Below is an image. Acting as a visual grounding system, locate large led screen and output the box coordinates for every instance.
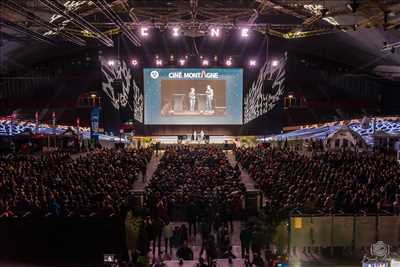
[144,68,243,125]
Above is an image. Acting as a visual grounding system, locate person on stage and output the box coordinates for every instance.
[189,88,196,112]
[205,85,214,112]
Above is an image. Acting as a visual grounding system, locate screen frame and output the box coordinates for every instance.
[143,67,243,125]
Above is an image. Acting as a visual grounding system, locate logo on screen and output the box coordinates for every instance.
[150,71,159,79]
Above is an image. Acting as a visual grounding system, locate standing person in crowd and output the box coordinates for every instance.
[152,217,164,256]
[186,201,198,237]
[204,235,217,266]
[252,252,265,267]
[162,219,173,256]
[179,224,189,246]
[125,207,142,264]
[240,224,252,258]
[199,218,211,249]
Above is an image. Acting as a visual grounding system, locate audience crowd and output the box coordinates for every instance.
[146,145,246,222]
[124,146,248,265]
[0,148,152,217]
[235,146,400,215]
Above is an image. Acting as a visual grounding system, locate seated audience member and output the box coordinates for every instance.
[146,145,245,225]
[0,148,153,218]
[234,147,400,215]
[176,240,194,260]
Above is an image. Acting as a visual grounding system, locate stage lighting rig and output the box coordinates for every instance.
[382,41,400,53]
[91,0,141,47]
[0,0,86,46]
[39,0,113,47]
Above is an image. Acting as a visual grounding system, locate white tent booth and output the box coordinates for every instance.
[373,131,400,152]
[325,126,368,151]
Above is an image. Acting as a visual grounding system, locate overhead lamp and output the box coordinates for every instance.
[210,27,220,37]
[172,27,180,37]
[241,28,249,38]
[140,27,149,37]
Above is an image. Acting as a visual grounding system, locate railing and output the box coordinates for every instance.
[284,214,400,263]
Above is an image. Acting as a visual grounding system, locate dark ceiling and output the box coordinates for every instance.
[1,0,400,78]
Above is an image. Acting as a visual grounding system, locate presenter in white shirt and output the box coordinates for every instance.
[205,85,214,112]
[189,88,196,112]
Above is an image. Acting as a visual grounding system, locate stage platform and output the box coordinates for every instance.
[152,135,238,145]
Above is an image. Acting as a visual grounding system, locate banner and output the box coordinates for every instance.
[10,112,16,135]
[76,117,80,141]
[35,112,39,133]
[90,107,100,141]
[52,112,56,135]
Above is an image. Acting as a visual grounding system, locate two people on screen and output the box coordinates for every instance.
[188,85,214,112]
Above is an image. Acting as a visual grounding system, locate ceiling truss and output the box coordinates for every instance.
[2,0,400,47]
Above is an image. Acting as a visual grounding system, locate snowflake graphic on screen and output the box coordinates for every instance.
[244,53,287,123]
[100,59,132,111]
[132,78,144,123]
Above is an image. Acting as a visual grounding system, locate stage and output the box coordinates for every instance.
[151,135,238,145]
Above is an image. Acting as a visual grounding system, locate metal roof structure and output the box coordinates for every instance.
[1,0,400,76]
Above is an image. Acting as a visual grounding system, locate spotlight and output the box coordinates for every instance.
[156,59,163,66]
[179,59,186,66]
[107,60,115,66]
[131,59,138,66]
[249,59,257,67]
[272,60,279,67]
[172,27,180,37]
[140,27,149,37]
[170,54,175,61]
[225,58,232,66]
[210,27,220,37]
[213,55,218,62]
[241,28,249,38]
[202,59,209,66]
